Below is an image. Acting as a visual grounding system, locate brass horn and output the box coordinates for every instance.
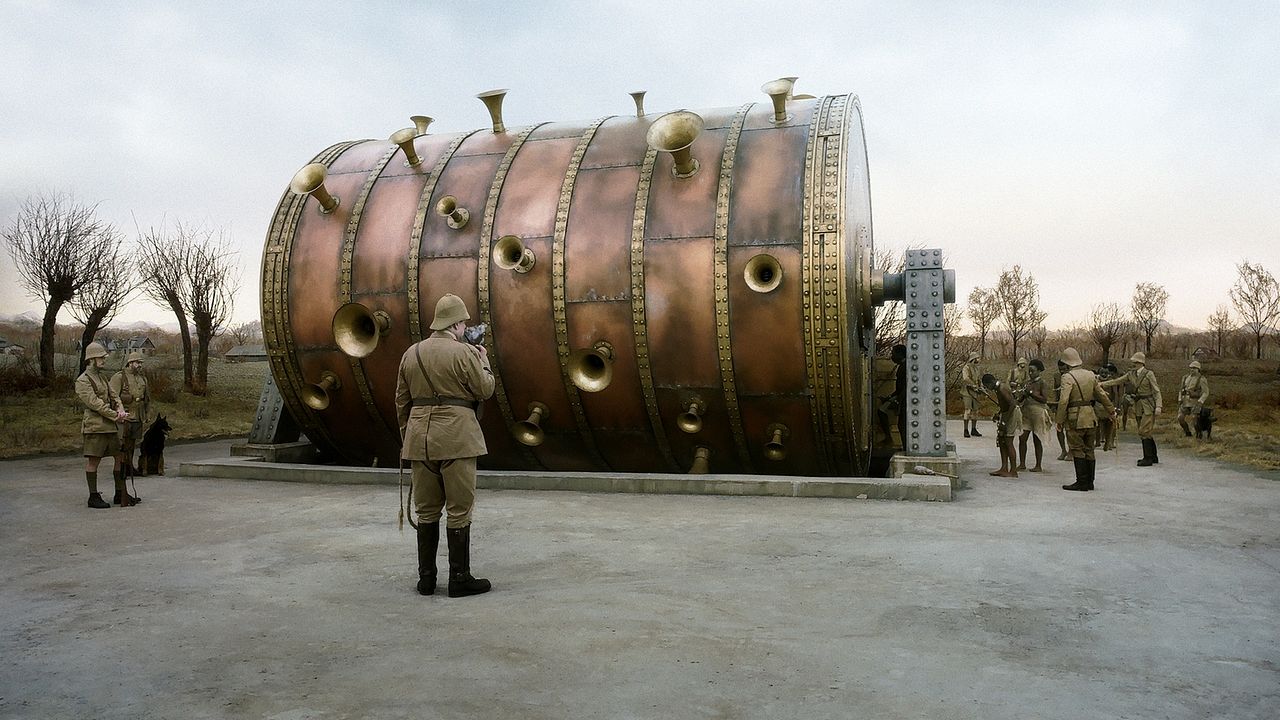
[688,446,711,474]
[629,90,646,118]
[646,110,704,179]
[567,340,614,393]
[389,127,423,168]
[513,402,549,447]
[764,423,790,461]
[494,234,536,273]
[792,94,816,100]
[409,115,433,134]
[744,253,783,293]
[677,398,704,434]
[780,76,798,99]
[761,79,792,124]
[289,163,339,214]
[436,195,469,230]
[332,302,391,358]
[301,371,341,411]
[476,88,507,133]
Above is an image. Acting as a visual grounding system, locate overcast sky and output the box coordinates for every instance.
[2,0,1277,332]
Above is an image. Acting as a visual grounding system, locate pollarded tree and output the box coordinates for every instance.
[1131,282,1169,356]
[138,221,196,391]
[1206,305,1234,357]
[2,193,114,381]
[1088,302,1129,366]
[1229,260,1280,359]
[967,286,1000,359]
[181,230,238,395]
[69,228,135,371]
[993,265,1046,362]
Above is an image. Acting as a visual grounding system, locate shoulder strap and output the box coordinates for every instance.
[413,343,440,399]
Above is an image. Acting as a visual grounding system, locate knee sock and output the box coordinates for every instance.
[86,471,98,494]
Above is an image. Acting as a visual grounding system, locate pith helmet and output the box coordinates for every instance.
[967,351,980,361]
[84,342,108,360]
[430,293,470,330]
[1129,351,1147,365]
[1017,357,1028,366]
[1188,360,1201,369]
[126,351,145,364]
[1059,347,1083,368]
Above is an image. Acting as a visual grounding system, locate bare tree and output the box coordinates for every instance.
[1229,260,1280,359]
[138,221,196,391]
[1088,302,1129,366]
[967,286,1000,359]
[227,320,260,347]
[993,265,1046,362]
[1206,305,1235,357]
[2,193,114,381]
[1027,324,1048,360]
[182,231,239,394]
[871,243,924,353]
[1131,282,1169,356]
[69,228,136,370]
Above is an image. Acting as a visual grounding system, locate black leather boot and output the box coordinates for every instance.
[1137,438,1155,466]
[1085,459,1096,491]
[1063,458,1090,491]
[446,525,491,598]
[416,521,439,595]
[971,421,982,438]
[87,492,110,509]
[1151,439,1159,464]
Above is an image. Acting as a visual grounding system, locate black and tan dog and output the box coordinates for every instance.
[138,415,171,476]
[1195,406,1216,441]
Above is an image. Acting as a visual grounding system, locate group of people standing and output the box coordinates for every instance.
[958,349,1210,492]
[75,343,148,508]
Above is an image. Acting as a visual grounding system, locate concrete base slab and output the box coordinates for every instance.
[180,456,952,501]
[229,440,319,464]
[889,450,963,490]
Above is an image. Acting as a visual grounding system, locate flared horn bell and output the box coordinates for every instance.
[688,446,711,474]
[677,398,704,434]
[761,79,792,124]
[779,76,799,99]
[301,371,342,411]
[744,253,783,293]
[629,90,646,118]
[763,423,790,461]
[494,235,536,273]
[567,341,614,393]
[436,195,469,230]
[410,115,433,134]
[476,89,508,133]
[289,163,340,214]
[389,128,424,168]
[332,302,391,358]
[646,110,704,179]
[513,402,549,447]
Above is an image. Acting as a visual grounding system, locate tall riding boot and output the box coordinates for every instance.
[446,525,491,598]
[1137,438,1155,467]
[416,522,440,595]
[1179,419,1192,437]
[86,471,109,509]
[970,420,982,438]
[112,468,138,507]
[1063,459,1090,491]
[1086,459,1097,491]
[1150,439,1159,464]
[964,420,971,438]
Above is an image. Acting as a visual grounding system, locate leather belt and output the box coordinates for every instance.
[1067,400,1090,408]
[412,396,474,409]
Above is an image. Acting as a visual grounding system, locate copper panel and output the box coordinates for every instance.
[694,106,741,131]
[526,432,603,472]
[644,128,726,240]
[581,117,648,169]
[326,140,386,175]
[643,239,719,387]
[495,137,580,239]
[742,98,817,132]
[417,257,478,336]
[452,130,516,157]
[289,172,366,347]
[380,133,457,180]
[352,175,422,293]
[728,126,807,246]
[421,154,497,258]
[727,245,806,394]
[593,431,669,473]
[528,121,592,140]
[740,398,822,476]
[656,386,736,472]
[296,352,391,462]
[567,301,646,430]
[566,166,640,302]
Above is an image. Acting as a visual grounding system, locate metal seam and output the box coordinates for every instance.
[408,131,478,343]
[800,100,832,474]
[553,117,612,470]
[714,103,754,470]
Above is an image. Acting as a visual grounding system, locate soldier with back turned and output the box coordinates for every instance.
[1055,347,1115,492]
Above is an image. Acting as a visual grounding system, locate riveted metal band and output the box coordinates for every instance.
[262,140,360,457]
[408,131,478,343]
[341,144,400,436]
[553,117,612,470]
[800,100,831,474]
[802,95,852,471]
[714,103,754,470]
[478,124,546,468]
[630,145,679,472]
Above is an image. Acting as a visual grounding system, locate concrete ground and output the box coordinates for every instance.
[1,421,1277,720]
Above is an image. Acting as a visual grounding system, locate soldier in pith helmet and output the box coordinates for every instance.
[108,351,149,506]
[1102,351,1162,466]
[75,342,129,508]
[1176,361,1209,439]
[1055,347,1116,492]
[961,351,984,438]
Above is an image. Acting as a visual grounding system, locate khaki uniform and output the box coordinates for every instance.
[961,362,981,415]
[1007,365,1029,391]
[109,367,149,467]
[395,331,495,528]
[1103,367,1161,439]
[76,365,121,458]
[1177,372,1208,413]
[1056,367,1116,461]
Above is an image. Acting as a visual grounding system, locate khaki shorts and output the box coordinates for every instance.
[83,432,119,458]
[1020,403,1049,437]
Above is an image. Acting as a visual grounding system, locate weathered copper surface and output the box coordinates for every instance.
[262,94,876,475]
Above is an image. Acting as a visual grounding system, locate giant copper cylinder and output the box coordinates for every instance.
[261,93,876,475]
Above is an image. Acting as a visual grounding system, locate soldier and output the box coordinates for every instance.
[108,351,148,506]
[1050,359,1070,461]
[1006,357,1029,392]
[1055,347,1116,492]
[1016,359,1050,472]
[981,373,1021,477]
[395,293,496,598]
[1176,361,1209,439]
[1098,362,1123,451]
[1102,351,1163,466]
[961,351,983,438]
[75,342,129,509]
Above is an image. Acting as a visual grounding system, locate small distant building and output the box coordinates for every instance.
[1192,346,1219,360]
[225,344,267,363]
[0,337,25,356]
[127,337,156,354]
